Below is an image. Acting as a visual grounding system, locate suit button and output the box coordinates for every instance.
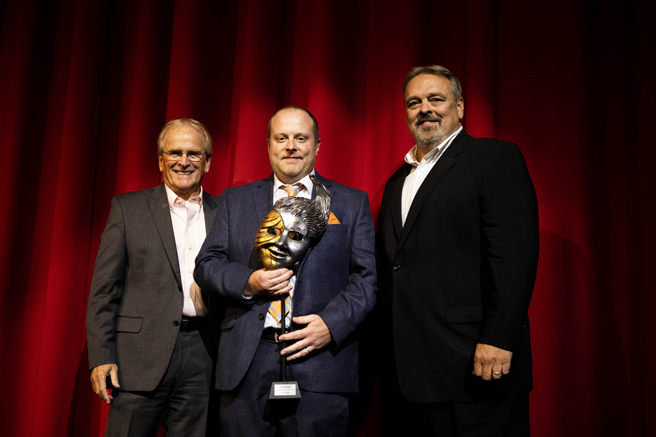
[393,265,401,271]
[178,285,182,291]
[258,314,264,321]
[173,320,179,327]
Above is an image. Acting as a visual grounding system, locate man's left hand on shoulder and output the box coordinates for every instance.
[279,315,333,361]
[472,343,513,381]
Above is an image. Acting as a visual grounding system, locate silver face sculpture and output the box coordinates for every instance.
[255,175,331,270]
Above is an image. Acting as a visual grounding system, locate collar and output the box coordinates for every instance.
[164,184,203,209]
[405,126,463,167]
[273,170,315,197]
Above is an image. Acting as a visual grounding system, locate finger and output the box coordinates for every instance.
[472,360,483,377]
[491,365,503,380]
[278,328,307,343]
[285,345,313,361]
[291,315,315,325]
[481,362,493,381]
[503,358,512,374]
[110,367,120,388]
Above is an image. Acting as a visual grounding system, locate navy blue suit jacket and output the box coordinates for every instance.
[195,173,377,393]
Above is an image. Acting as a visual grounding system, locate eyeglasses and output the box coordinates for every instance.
[163,151,206,162]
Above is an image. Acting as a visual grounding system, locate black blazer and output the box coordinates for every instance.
[86,183,219,391]
[376,130,539,403]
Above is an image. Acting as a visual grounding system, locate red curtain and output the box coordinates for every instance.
[0,0,654,435]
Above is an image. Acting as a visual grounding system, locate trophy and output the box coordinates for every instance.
[254,175,330,400]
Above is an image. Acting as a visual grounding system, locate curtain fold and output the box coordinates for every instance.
[0,0,653,435]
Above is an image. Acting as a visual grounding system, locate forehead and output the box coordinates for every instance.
[163,125,204,148]
[270,109,314,135]
[279,210,308,230]
[404,74,454,101]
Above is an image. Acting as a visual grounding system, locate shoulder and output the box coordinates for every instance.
[220,179,268,197]
[112,185,160,204]
[463,135,524,158]
[321,177,369,203]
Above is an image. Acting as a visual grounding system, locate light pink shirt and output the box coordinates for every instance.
[165,185,209,317]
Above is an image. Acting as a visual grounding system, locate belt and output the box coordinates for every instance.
[261,328,282,342]
[180,316,208,332]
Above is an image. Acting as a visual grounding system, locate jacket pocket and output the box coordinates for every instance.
[445,304,482,324]
[116,316,143,333]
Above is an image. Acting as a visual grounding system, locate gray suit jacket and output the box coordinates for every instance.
[86,183,219,391]
[195,173,377,393]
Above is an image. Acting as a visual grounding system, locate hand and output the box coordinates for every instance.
[472,343,513,381]
[244,268,293,297]
[279,315,332,361]
[90,363,120,404]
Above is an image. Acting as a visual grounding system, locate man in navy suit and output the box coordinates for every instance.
[377,66,539,435]
[195,106,377,436]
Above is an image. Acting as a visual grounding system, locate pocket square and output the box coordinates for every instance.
[328,212,340,224]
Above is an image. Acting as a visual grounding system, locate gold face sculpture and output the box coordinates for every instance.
[255,209,311,270]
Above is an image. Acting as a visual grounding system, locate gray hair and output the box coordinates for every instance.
[157,118,213,158]
[273,175,331,241]
[402,65,463,101]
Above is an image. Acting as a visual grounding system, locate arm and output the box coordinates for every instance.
[474,143,539,378]
[194,193,291,301]
[86,196,126,400]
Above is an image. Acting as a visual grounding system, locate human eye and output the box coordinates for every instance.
[187,151,203,160]
[167,151,182,159]
[407,100,419,108]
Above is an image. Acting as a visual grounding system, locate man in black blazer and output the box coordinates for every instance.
[377,66,539,435]
[86,119,219,436]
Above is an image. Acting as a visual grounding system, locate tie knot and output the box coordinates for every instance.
[283,183,304,197]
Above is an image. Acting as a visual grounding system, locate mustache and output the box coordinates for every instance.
[415,113,442,127]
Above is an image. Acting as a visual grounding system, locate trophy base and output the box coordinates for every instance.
[269,381,302,399]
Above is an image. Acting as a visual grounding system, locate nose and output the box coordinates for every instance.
[177,152,191,166]
[419,99,432,114]
[275,231,290,249]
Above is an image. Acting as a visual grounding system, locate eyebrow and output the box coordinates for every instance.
[289,226,307,235]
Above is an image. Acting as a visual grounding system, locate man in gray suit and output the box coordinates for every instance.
[86,118,220,436]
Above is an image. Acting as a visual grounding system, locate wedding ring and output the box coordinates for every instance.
[492,371,502,376]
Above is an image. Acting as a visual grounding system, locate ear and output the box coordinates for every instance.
[158,154,165,172]
[457,97,465,121]
[204,157,211,173]
[315,139,321,154]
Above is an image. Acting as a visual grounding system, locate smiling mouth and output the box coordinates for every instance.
[266,246,288,258]
[174,171,193,175]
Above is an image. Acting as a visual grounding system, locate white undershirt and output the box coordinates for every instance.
[401,127,463,225]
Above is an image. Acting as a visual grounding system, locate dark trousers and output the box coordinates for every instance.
[384,391,530,437]
[220,338,349,437]
[105,329,213,437]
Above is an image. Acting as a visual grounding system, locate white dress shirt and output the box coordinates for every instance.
[165,185,209,317]
[401,127,463,225]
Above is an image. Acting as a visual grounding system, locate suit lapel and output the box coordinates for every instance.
[396,131,468,256]
[390,165,410,240]
[148,184,182,286]
[253,176,275,225]
[297,173,333,275]
[203,191,218,231]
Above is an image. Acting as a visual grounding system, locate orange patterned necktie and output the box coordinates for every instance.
[267,183,304,326]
